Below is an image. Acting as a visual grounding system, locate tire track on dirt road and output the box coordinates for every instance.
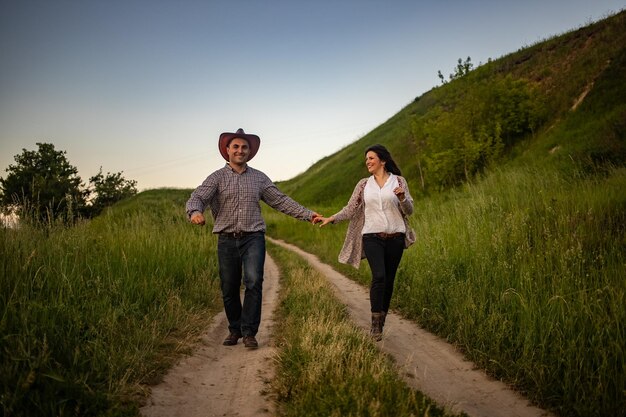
[268,237,555,417]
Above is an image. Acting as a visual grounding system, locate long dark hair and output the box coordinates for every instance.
[365,144,402,176]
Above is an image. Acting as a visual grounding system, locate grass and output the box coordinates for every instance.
[0,189,222,416]
[268,242,455,417]
[399,165,625,417]
[264,164,626,417]
[2,165,623,416]
[2,11,625,417]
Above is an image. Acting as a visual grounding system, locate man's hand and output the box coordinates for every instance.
[311,213,323,224]
[190,212,206,226]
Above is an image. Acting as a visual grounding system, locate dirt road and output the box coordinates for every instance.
[141,238,555,417]
[140,255,280,417]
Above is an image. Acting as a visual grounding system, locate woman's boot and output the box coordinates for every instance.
[371,312,384,341]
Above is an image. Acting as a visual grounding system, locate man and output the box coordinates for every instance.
[186,128,319,348]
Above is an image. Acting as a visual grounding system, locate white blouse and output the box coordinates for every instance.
[362,174,406,235]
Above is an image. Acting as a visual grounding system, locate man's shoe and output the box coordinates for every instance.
[223,332,242,346]
[243,336,258,348]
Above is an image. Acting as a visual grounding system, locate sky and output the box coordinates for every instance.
[1,0,624,191]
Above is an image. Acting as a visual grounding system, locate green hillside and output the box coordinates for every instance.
[279,10,626,204]
[265,10,626,417]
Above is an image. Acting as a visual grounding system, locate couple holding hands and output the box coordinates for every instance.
[186,128,414,349]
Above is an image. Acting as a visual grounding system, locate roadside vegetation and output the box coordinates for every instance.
[266,163,625,417]
[2,10,624,417]
[268,10,626,417]
[268,242,455,417]
[0,190,221,416]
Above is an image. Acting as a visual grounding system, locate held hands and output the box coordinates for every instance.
[190,212,206,226]
[312,213,333,227]
[316,215,335,228]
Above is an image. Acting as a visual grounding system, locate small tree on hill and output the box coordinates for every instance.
[88,168,137,216]
[438,56,474,84]
[0,142,88,223]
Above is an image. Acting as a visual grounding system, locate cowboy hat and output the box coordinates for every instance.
[218,128,261,162]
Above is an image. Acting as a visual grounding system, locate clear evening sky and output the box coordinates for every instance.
[1,0,624,190]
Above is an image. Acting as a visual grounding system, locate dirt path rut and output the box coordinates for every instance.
[268,237,554,417]
[140,255,280,417]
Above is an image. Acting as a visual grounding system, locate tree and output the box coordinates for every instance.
[438,56,474,84]
[423,75,542,187]
[1,143,140,224]
[88,168,137,216]
[0,142,87,223]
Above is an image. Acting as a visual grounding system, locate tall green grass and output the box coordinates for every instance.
[1,189,221,416]
[400,166,625,417]
[265,165,626,417]
[268,242,455,417]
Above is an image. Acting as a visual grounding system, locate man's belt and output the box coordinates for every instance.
[219,231,262,239]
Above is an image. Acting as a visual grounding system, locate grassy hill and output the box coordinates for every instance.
[264,10,626,417]
[279,10,626,205]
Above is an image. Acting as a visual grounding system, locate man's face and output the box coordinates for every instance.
[227,138,250,165]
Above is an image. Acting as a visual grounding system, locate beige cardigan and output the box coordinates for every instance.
[333,176,414,268]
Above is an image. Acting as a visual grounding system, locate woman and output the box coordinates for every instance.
[318,144,414,340]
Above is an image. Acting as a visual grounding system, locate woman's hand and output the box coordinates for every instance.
[393,186,406,202]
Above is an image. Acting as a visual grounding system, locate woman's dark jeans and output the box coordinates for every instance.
[363,234,405,313]
[217,232,266,337]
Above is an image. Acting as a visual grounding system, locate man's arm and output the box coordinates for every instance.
[186,172,219,225]
[261,181,317,222]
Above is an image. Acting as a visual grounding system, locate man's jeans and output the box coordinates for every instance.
[217,232,266,337]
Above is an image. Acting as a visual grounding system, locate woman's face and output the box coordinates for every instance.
[365,151,385,174]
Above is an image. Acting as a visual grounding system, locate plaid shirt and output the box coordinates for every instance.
[186,164,314,233]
